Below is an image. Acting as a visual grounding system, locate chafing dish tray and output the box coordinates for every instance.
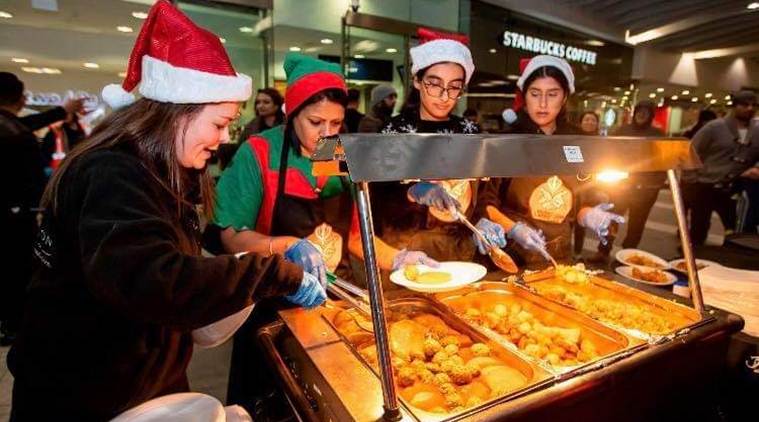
[520,268,703,340]
[434,282,644,375]
[323,296,552,421]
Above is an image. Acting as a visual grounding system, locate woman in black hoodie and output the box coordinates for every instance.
[479,55,624,268]
[8,2,325,420]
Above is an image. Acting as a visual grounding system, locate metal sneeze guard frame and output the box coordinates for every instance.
[312,133,705,420]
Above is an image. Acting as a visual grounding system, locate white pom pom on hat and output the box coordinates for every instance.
[101,0,251,110]
[101,84,136,110]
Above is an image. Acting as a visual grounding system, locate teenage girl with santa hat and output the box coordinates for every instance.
[7,2,324,420]
[348,28,511,283]
[482,55,625,267]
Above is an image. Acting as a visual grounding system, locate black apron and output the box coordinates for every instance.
[226,138,351,418]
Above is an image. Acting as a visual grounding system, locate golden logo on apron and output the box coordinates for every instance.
[529,176,572,224]
[307,223,342,272]
[429,180,472,223]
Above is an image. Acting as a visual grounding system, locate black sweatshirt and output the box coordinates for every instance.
[8,148,303,421]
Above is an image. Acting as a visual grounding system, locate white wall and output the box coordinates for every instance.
[632,46,759,91]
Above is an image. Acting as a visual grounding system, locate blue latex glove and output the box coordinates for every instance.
[579,203,626,245]
[284,239,327,288]
[286,271,326,309]
[507,222,547,253]
[407,182,460,216]
[472,218,507,255]
[392,249,440,271]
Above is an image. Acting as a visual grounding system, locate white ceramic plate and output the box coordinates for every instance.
[615,265,677,286]
[615,249,670,270]
[390,261,487,293]
[667,259,721,274]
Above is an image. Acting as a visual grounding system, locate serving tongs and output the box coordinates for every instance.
[325,272,374,333]
[454,210,518,274]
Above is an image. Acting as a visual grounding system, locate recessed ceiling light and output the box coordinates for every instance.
[131,11,148,19]
[506,74,520,81]
[117,26,134,33]
[587,40,605,47]
[219,37,226,43]
[385,48,398,53]
[725,95,731,100]
[83,62,99,69]
[624,90,630,95]
[656,87,664,92]
[0,11,13,19]
[489,48,497,53]
[12,58,29,63]
[611,99,617,103]
[118,71,127,78]
[705,92,713,98]
[238,26,254,33]
[41,68,61,74]
[289,46,301,52]
[727,101,733,105]
[710,99,717,104]
[22,67,43,74]
[613,87,621,92]
[320,38,334,45]
[354,54,365,59]
[648,93,656,98]
[622,96,628,100]
[748,2,759,10]
[671,95,679,100]
[681,90,690,95]
[692,97,699,102]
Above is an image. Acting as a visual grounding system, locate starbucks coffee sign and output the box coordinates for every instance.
[502,30,598,65]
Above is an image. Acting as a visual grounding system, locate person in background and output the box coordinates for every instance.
[683,90,759,245]
[480,56,623,267]
[463,107,480,125]
[344,88,364,133]
[0,72,84,346]
[587,100,666,263]
[238,88,285,142]
[579,111,600,135]
[358,83,397,133]
[41,111,87,172]
[683,109,717,139]
[8,2,324,420]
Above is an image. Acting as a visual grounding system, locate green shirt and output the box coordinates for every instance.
[213,126,346,232]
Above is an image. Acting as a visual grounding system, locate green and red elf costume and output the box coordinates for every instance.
[212,53,352,414]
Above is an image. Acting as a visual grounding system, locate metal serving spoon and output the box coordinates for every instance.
[455,210,518,274]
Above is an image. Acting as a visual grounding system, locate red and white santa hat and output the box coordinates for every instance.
[516,55,575,94]
[102,0,252,109]
[410,27,475,84]
[503,55,575,124]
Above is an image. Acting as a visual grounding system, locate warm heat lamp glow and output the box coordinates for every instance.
[596,170,629,183]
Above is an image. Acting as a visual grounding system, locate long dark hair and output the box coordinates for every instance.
[284,88,348,150]
[42,99,213,222]
[400,68,428,118]
[257,87,285,125]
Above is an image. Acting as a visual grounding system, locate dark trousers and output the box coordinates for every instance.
[1,211,35,336]
[597,187,661,254]
[741,179,759,233]
[682,182,736,246]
